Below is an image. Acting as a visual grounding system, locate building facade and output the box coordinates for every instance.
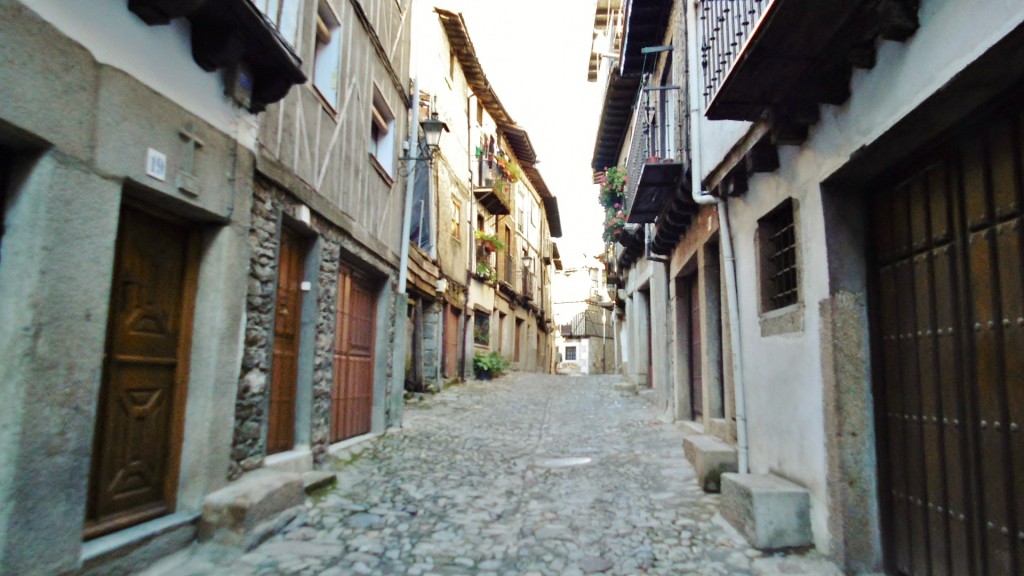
[595,0,1024,574]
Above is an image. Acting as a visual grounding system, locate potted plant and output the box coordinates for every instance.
[475,261,498,283]
[474,230,506,254]
[473,351,509,380]
[602,207,626,243]
[598,166,626,211]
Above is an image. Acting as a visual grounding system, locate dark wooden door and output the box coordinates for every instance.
[443,304,460,378]
[268,226,304,454]
[689,276,703,420]
[332,265,376,442]
[86,204,196,539]
[871,100,1024,575]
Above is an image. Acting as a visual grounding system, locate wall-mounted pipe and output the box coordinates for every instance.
[686,0,748,474]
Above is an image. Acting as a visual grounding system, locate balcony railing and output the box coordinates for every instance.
[522,268,534,301]
[699,0,771,109]
[622,79,685,224]
[698,0,919,123]
[473,155,512,215]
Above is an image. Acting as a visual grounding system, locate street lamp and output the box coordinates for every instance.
[522,253,534,270]
[398,112,449,175]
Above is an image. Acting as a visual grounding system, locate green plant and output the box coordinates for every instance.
[602,207,627,243]
[475,261,498,283]
[474,230,506,252]
[598,166,626,210]
[473,351,509,377]
[473,324,490,345]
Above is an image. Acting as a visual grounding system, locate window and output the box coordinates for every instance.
[254,0,302,48]
[370,89,395,176]
[451,199,461,238]
[313,2,342,109]
[565,346,577,361]
[517,191,525,232]
[473,312,490,345]
[758,198,799,311]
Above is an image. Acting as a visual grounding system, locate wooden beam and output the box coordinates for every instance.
[745,134,779,173]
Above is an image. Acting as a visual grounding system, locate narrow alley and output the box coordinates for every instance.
[145,374,839,576]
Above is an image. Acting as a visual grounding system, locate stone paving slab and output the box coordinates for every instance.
[142,373,842,576]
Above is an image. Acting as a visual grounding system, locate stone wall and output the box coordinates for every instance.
[230,176,400,479]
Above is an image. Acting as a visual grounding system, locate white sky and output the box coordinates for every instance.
[441,0,608,271]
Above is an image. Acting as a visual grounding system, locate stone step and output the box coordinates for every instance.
[303,470,337,493]
[198,469,305,550]
[682,434,737,492]
[720,473,812,550]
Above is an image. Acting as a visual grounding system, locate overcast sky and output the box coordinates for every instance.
[443,0,607,270]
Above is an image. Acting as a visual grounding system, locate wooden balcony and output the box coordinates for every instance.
[473,157,512,215]
[622,82,689,224]
[701,0,919,130]
[128,0,305,112]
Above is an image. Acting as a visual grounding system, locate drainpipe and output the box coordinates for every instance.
[687,0,748,475]
[398,77,420,294]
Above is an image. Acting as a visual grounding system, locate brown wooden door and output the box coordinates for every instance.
[443,304,460,378]
[86,204,196,539]
[268,226,304,454]
[689,276,703,420]
[332,265,377,442]
[871,99,1024,575]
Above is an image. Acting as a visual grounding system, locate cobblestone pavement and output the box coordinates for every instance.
[145,373,843,575]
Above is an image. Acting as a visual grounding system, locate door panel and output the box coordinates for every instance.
[871,102,1024,575]
[86,204,195,539]
[268,226,304,454]
[444,304,460,378]
[332,265,377,442]
[689,275,703,420]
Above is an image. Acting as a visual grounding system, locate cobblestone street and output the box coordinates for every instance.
[145,374,841,576]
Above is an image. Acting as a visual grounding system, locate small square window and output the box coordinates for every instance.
[313,3,342,109]
[565,346,577,361]
[474,312,490,345]
[370,89,395,176]
[758,198,799,312]
[451,199,462,238]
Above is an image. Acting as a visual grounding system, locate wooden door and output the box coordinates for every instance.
[331,265,377,442]
[871,99,1024,575]
[268,226,304,454]
[86,204,196,539]
[443,304,460,378]
[689,276,703,420]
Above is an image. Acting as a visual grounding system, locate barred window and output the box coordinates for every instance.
[565,346,577,361]
[758,198,799,311]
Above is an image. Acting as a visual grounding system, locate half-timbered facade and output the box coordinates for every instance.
[231,0,412,477]
[412,6,562,381]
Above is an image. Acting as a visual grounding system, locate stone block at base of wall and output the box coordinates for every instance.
[198,469,305,550]
[682,434,737,492]
[721,473,812,550]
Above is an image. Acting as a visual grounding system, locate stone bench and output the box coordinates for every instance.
[682,434,737,492]
[720,473,812,550]
[198,469,305,549]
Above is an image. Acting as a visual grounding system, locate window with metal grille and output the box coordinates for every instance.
[758,198,799,311]
[565,346,577,361]
[473,312,490,345]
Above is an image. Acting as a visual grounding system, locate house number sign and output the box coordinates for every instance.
[146,148,167,182]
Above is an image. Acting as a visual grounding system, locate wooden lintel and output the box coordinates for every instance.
[745,136,779,173]
[725,169,748,197]
[848,42,877,69]
[815,64,852,106]
[875,0,919,41]
[770,119,809,146]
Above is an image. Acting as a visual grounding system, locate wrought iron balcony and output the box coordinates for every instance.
[622,80,686,224]
[522,268,534,301]
[473,155,512,215]
[700,0,919,127]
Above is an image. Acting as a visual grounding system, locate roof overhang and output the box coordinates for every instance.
[620,0,674,77]
[591,70,641,171]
